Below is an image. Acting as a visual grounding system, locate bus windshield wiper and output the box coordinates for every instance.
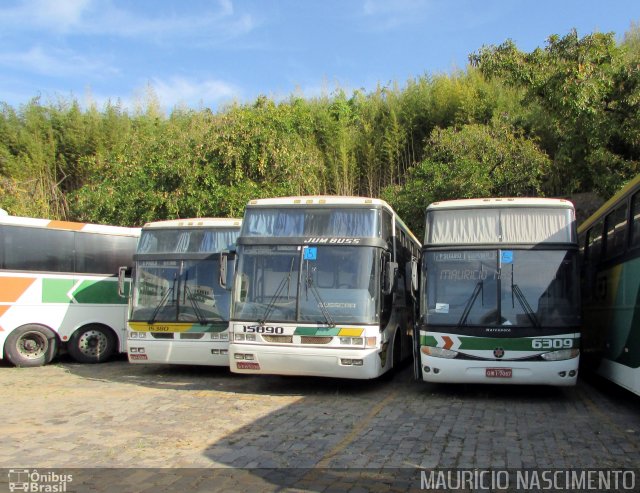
[258,257,295,325]
[305,265,336,327]
[148,282,175,324]
[182,285,209,325]
[457,281,483,329]
[512,284,540,328]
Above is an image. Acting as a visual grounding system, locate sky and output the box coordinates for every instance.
[1,0,639,113]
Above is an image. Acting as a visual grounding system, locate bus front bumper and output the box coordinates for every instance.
[420,354,579,386]
[127,339,229,366]
[229,343,386,379]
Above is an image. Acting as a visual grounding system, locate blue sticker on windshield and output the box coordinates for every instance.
[304,247,317,260]
[501,251,513,264]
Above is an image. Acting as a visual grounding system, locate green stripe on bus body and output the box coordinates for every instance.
[42,278,127,304]
[613,257,640,368]
[420,334,579,351]
[294,327,341,336]
[197,323,228,333]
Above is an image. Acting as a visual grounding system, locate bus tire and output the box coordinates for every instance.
[67,325,117,364]
[4,324,58,367]
[392,330,402,370]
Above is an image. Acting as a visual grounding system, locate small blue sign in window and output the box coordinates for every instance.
[501,250,513,264]
[304,247,317,260]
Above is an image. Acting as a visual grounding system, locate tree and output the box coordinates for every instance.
[470,29,639,197]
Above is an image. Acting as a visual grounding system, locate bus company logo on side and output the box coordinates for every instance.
[304,238,361,245]
[434,252,464,262]
[243,325,284,334]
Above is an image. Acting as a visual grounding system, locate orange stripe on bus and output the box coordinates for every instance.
[0,306,9,319]
[442,336,454,350]
[0,277,37,303]
[47,220,85,231]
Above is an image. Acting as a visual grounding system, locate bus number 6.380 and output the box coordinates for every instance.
[532,338,573,349]
[243,325,284,334]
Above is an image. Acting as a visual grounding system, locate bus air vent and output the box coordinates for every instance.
[301,336,332,345]
[180,333,205,340]
[263,335,293,343]
[150,332,175,339]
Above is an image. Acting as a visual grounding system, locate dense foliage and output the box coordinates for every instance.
[1,26,638,238]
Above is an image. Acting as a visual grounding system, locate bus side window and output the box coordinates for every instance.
[631,191,640,249]
[76,232,139,274]
[3,225,74,272]
[604,204,627,259]
[382,210,393,252]
[587,219,604,265]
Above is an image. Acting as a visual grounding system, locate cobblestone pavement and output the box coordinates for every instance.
[0,356,639,492]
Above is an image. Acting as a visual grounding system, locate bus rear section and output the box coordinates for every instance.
[127,218,241,366]
[417,198,581,385]
[228,196,420,379]
[0,215,140,367]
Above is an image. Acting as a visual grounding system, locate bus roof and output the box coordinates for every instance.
[577,174,640,234]
[245,196,420,246]
[247,196,392,208]
[0,214,140,237]
[427,197,575,211]
[142,218,242,230]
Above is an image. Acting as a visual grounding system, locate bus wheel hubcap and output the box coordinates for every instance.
[18,332,48,359]
[79,331,107,356]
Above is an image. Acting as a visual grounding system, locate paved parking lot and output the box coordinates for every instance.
[0,356,639,492]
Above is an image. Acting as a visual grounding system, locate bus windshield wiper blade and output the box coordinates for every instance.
[512,284,540,328]
[148,285,174,324]
[305,273,336,327]
[258,257,295,325]
[457,281,483,329]
[182,285,209,325]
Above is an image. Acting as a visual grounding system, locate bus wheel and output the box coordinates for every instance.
[5,325,57,367]
[392,331,402,370]
[68,325,116,364]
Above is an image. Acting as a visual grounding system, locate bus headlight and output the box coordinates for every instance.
[541,348,579,361]
[421,346,458,359]
[219,333,229,341]
[235,333,246,341]
[339,337,364,346]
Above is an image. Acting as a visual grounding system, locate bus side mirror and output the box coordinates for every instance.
[411,258,418,293]
[383,261,398,295]
[219,252,228,289]
[118,266,129,298]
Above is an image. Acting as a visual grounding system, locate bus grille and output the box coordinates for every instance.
[301,336,332,344]
[263,335,293,343]
[180,333,204,340]
[151,333,174,339]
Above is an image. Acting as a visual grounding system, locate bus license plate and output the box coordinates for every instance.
[486,368,512,378]
[237,361,260,370]
[129,354,148,361]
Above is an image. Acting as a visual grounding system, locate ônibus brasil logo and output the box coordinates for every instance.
[7,469,73,492]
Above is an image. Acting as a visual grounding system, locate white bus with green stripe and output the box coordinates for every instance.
[417,198,581,385]
[227,196,420,379]
[127,218,241,366]
[578,174,640,396]
[0,214,140,367]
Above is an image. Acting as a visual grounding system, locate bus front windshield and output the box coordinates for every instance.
[233,245,381,325]
[130,259,231,323]
[423,249,580,328]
